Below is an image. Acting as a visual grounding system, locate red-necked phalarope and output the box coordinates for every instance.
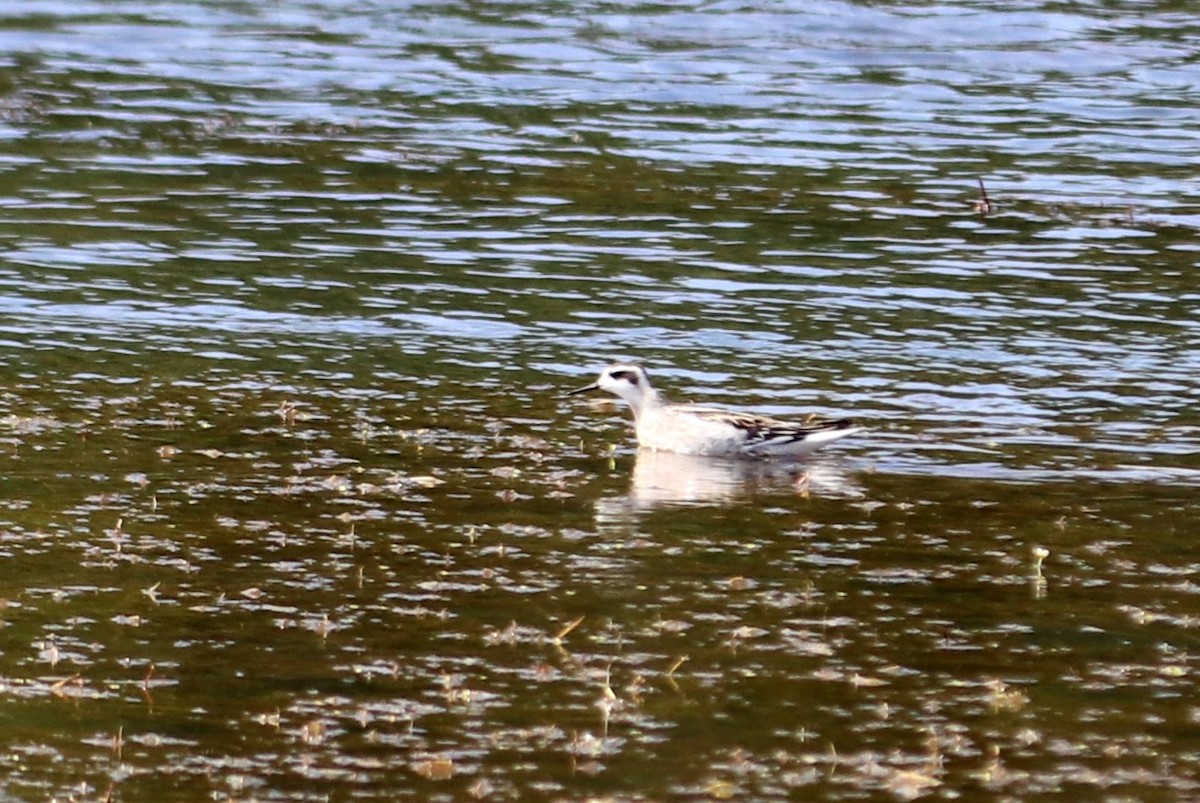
[567,362,863,458]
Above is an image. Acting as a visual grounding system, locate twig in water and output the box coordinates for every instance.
[973,178,995,214]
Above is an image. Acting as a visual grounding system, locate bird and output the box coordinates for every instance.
[567,362,862,458]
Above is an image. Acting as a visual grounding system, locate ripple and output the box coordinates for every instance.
[1,2,1199,800]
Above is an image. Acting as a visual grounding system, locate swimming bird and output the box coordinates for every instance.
[567,362,862,458]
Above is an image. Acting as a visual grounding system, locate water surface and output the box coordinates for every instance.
[1,0,1198,799]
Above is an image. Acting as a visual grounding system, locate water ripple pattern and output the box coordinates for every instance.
[0,1,1198,800]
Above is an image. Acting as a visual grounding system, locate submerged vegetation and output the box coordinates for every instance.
[1,371,1198,800]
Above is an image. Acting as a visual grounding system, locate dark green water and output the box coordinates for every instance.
[1,1,1198,799]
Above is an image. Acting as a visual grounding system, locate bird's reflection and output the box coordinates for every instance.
[595,449,864,520]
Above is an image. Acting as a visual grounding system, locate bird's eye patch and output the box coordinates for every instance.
[609,369,639,385]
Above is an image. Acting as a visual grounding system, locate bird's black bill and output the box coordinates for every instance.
[565,382,599,397]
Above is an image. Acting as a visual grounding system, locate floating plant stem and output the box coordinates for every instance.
[552,615,585,646]
[1031,545,1049,577]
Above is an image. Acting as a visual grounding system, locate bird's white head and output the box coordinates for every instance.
[567,362,657,417]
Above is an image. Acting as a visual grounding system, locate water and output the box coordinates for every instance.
[1,0,1199,799]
